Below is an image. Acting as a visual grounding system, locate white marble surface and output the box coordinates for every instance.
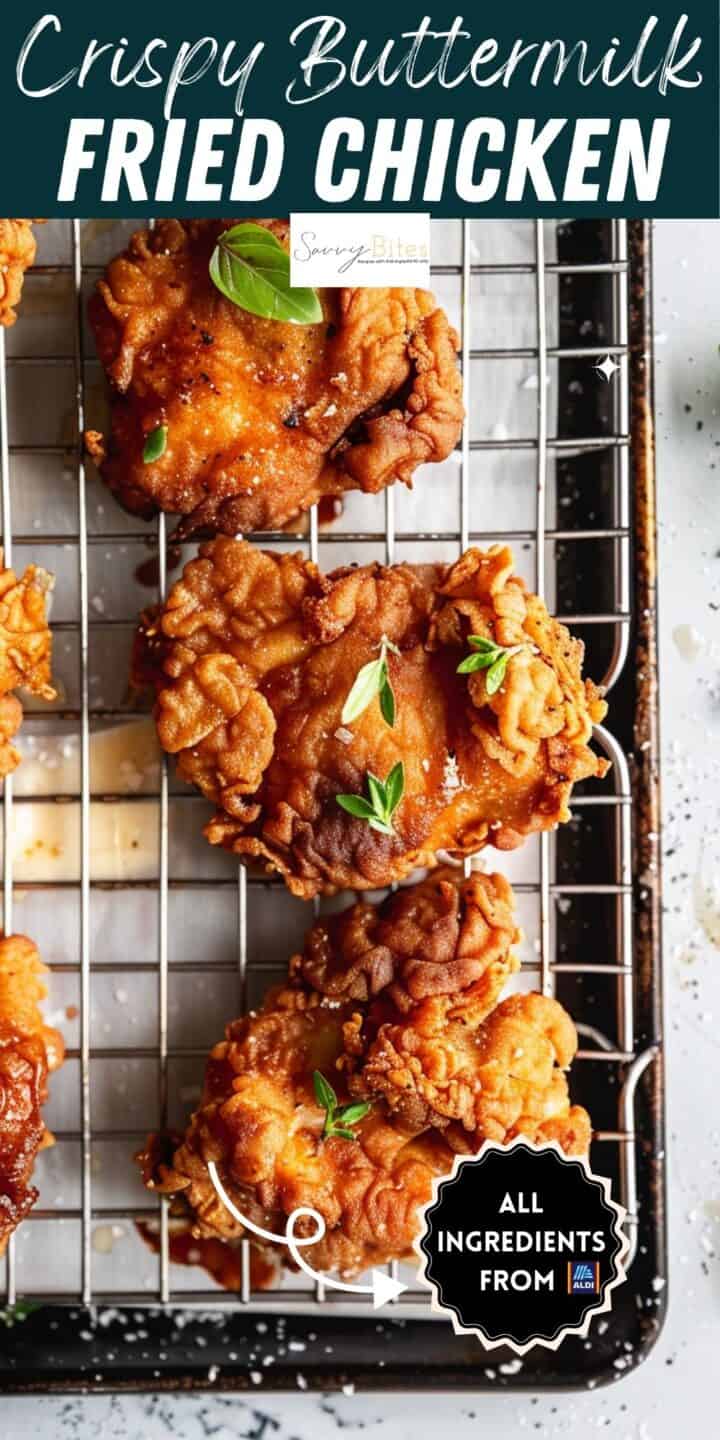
[4,218,719,1436]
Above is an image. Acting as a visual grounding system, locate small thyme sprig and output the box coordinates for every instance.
[341,635,400,728]
[312,1071,372,1142]
[336,761,405,835]
[457,636,529,696]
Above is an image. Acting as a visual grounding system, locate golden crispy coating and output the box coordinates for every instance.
[138,538,608,898]
[137,871,590,1284]
[0,220,43,327]
[0,559,55,778]
[0,935,65,1255]
[86,218,463,536]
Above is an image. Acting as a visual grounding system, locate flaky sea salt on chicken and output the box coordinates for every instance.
[0,558,55,778]
[0,935,64,1254]
[137,870,591,1285]
[86,218,463,536]
[0,220,43,327]
[136,538,609,898]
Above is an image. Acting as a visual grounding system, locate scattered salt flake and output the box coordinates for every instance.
[323,403,338,418]
[91,595,105,614]
[250,1370,262,1385]
[442,752,462,796]
[296,1372,308,1390]
[499,1358,523,1375]
[672,623,705,661]
[334,726,353,746]
[208,1365,219,1382]
[91,1223,126,1255]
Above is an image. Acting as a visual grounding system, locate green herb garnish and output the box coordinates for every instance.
[341,635,400,729]
[337,761,405,836]
[142,425,168,464]
[313,1070,372,1142]
[456,636,529,696]
[0,1299,42,1327]
[209,223,323,325]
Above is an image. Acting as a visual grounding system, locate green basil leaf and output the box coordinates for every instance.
[335,1101,372,1126]
[209,225,323,326]
[485,656,508,695]
[379,678,396,728]
[456,652,496,675]
[313,1069,337,1114]
[337,794,377,821]
[220,222,284,251]
[341,656,385,725]
[142,425,168,464]
[384,761,405,815]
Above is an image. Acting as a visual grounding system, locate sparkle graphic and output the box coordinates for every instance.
[594,354,620,383]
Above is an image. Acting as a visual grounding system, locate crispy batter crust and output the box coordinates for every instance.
[137,871,590,1284]
[0,935,65,1255]
[86,218,463,535]
[0,559,55,778]
[138,538,609,897]
[0,220,43,327]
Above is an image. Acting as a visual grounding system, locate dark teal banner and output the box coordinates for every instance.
[1,3,717,215]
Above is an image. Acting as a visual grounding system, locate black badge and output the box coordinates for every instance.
[417,1140,627,1353]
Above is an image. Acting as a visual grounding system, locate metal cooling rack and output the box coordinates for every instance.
[0,219,662,1341]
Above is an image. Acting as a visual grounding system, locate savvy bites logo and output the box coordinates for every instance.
[290,213,430,286]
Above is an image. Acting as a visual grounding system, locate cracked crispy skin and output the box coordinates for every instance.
[85,218,463,536]
[137,871,591,1284]
[0,935,65,1255]
[137,538,609,898]
[0,559,55,778]
[0,221,44,327]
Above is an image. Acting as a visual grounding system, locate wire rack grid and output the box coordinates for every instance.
[0,216,656,1321]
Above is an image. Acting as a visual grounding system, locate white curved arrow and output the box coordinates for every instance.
[208,1161,407,1309]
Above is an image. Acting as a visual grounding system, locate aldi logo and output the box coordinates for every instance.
[567,1261,600,1295]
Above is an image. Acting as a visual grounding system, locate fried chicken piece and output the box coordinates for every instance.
[86,218,463,536]
[0,221,44,327]
[0,558,55,778]
[0,935,65,1254]
[137,871,590,1284]
[136,538,608,898]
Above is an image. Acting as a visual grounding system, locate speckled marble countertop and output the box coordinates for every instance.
[3,218,718,1438]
